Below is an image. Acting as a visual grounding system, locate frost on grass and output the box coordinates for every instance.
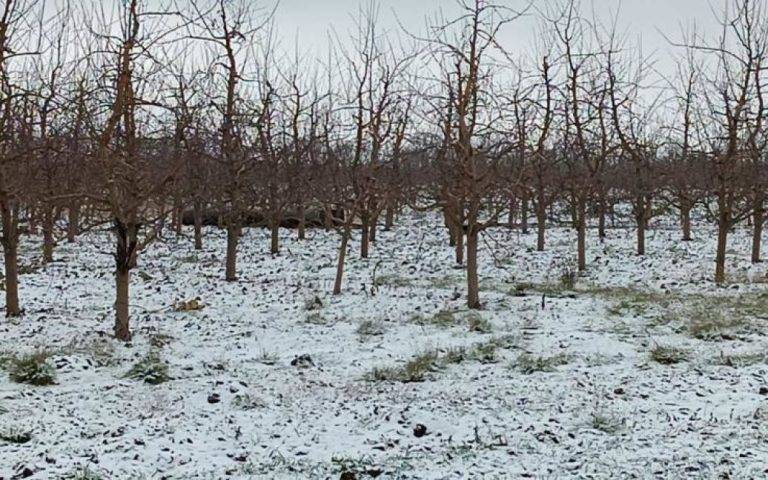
[367,351,439,383]
[368,337,515,382]
[686,304,747,341]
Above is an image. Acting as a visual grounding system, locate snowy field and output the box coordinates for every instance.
[2,211,768,479]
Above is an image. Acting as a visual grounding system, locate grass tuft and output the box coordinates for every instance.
[7,351,56,386]
[513,353,569,374]
[125,351,170,385]
[649,345,689,365]
[0,426,32,444]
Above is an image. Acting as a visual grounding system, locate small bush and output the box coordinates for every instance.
[367,352,438,383]
[7,352,56,386]
[148,333,174,349]
[357,320,387,337]
[256,349,279,366]
[233,393,265,410]
[716,351,765,368]
[513,353,569,374]
[65,467,104,480]
[560,267,577,290]
[303,295,323,311]
[470,342,500,364]
[304,312,329,325]
[467,313,493,333]
[373,274,413,288]
[0,426,32,444]
[649,345,688,365]
[590,411,623,434]
[125,351,170,385]
[411,309,459,327]
[607,299,648,317]
[441,347,469,365]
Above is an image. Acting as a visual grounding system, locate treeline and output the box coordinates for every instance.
[0,0,766,340]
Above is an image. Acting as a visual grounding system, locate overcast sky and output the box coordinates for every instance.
[273,0,725,77]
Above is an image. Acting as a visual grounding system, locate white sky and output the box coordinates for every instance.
[273,0,725,77]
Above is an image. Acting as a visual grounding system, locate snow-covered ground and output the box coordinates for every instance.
[1,211,768,479]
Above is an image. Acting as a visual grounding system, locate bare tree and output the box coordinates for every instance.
[675,0,768,282]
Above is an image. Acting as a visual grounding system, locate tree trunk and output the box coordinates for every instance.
[360,211,370,259]
[333,222,352,295]
[636,198,646,256]
[466,227,481,309]
[42,206,55,264]
[171,201,180,236]
[520,196,529,234]
[507,197,516,227]
[193,201,203,250]
[752,193,764,263]
[28,206,38,235]
[174,204,183,236]
[1,203,20,317]
[455,223,464,265]
[2,213,20,318]
[324,205,333,231]
[369,211,378,243]
[444,207,456,247]
[113,220,137,341]
[114,267,131,341]
[225,225,239,281]
[270,215,279,255]
[577,197,587,272]
[681,202,692,241]
[297,203,306,240]
[714,199,729,284]
[67,202,79,243]
[535,195,546,251]
[384,203,395,231]
[598,198,606,240]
